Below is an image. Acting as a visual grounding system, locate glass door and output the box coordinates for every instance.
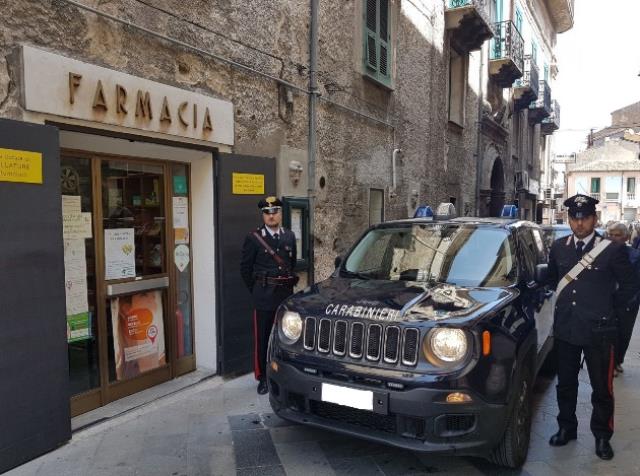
[64,152,195,414]
[101,159,171,401]
[62,155,101,416]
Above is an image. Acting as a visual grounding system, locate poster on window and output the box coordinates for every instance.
[110,290,166,380]
[105,228,136,280]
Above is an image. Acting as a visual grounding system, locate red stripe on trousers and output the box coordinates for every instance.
[608,344,615,431]
[253,310,261,380]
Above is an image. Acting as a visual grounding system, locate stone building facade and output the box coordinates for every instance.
[0,0,572,440]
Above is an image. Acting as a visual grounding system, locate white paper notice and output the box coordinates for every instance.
[62,195,93,239]
[173,197,189,228]
[290,208,303,260]
[105,228,136,280]
[63,239,89,316]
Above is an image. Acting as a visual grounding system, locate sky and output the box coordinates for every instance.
[554,0,640,154]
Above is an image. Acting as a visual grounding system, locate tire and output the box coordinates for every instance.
[489,367,533,468]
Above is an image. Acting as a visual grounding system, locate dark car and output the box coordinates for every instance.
[267,217,555,468]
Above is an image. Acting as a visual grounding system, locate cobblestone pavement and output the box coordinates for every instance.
[7,332,640,476]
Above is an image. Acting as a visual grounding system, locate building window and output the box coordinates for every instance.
[605,176,621,201]
[363,0,392,87]
[531,41,538,64]
[448,49,467,126]
[514,6,523,33]
[628,177,636,200]
[590,177,600,194]
[369,188,384,225]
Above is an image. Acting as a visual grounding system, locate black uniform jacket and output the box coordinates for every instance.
[240,225,297,311]
[547,233,639,346]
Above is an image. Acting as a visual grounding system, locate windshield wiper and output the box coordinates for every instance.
[342,269,375,280]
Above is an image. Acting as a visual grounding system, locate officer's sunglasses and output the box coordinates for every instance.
[262,206,282,215]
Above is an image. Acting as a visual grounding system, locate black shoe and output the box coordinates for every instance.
[595,438,614,460]
[257,380,268,395]
[549,428,577,446]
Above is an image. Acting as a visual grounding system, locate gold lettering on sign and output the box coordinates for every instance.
[203,107,213,132]
[178,101,189,127]
[160,96,172,124]
[68,72,82,105]
[92,80,108,111]
[116,84,128,114]
[135,90,152,119]
[193,103,197,129]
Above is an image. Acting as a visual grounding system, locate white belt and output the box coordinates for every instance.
[556,238,611,298]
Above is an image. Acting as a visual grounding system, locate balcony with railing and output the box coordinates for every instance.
[628,193,636,201]
[529,80,552,123]
[541,100,561,135]
[589,192,600,201]
[488,21,524,88]
[445,0,495,53]
[544,0,574,33]
[513,56,539,110]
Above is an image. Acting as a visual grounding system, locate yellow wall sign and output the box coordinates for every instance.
[232,173,265,195]
[0,148,43,184]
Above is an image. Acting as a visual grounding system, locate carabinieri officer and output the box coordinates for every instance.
[547,194,638,460]
[240,196,297,395]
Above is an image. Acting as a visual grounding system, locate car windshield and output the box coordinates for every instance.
[343,224,517,287]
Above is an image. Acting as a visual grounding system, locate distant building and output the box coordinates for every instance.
[566,140,640,223]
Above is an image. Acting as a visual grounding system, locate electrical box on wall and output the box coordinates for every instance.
[277,146,308,198]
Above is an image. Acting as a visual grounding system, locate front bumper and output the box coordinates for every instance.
[267,359,509,456]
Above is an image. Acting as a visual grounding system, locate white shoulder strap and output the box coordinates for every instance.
[556,238,612,298]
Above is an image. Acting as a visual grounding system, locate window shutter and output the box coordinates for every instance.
[363,0,391,87]
[379,0,389,78]
[365,0,378,70]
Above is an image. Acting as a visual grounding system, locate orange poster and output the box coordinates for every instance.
[110,290,166,380]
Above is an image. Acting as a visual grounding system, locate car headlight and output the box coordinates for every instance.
[281,311,303,342]
[423,328,468,365]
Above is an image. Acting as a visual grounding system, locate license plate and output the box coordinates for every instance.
[321,383,373,411]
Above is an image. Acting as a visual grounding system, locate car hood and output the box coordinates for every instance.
[284,277,517,323]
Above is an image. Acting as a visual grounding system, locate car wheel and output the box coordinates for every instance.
[489,367,532,468]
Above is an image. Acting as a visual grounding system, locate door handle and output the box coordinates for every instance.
[544,290,554,298]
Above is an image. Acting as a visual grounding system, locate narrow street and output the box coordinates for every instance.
[8,331,640,476]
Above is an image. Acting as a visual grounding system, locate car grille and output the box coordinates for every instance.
[302,317,419,367]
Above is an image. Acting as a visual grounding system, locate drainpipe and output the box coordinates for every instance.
[308,0,319,285]
[475,45,485,216]
[391,148,402,196]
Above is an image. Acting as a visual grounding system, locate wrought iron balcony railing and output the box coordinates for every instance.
[490,21,524,68]
[445,0,494,53]
[488,21,524,87]
[589,193,600,201]
[542,99,561,135]
[628,193,636,201]
[529,80,552,123]
[514,55,539,110]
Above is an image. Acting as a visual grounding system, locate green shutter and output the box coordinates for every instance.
[363,0,391,87]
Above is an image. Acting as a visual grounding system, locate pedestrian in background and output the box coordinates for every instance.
[240,196,298,395]
[606,221,640,376]
[547,195,638,461]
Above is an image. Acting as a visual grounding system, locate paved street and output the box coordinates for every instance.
[8,331,640,476]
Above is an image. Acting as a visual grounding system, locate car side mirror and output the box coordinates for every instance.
[334,255,343,268]
[535,263,548,284]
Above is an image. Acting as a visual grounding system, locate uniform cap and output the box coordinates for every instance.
[258,196,283,212]
[564,193,598,218]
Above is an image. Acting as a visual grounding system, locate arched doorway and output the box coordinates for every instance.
[489,158,505,217]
